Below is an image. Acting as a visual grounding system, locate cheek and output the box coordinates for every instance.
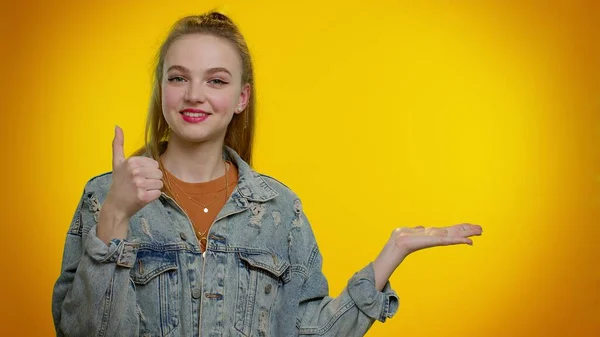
[162,86,184,110]
[210,91,238,113]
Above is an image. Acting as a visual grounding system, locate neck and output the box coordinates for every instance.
[160,135,227,183]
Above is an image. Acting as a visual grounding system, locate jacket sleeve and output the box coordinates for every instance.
[52,181,140,337]
[292,199,399,336]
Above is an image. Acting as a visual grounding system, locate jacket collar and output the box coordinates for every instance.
[147,143,278,205]
[223,146,278,203]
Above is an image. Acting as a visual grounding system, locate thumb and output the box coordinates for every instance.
[112,125,125,168]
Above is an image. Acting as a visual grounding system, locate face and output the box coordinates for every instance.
[161,34,250,145]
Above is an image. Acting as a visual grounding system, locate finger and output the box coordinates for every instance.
[437,236,473,246]
[445,223,483,237]
[112,125,125,168]
[140,189,162,204]
[128,156,160,169]
[131,166,163,180]
[143,178,164,191]
[396,235,472,252]
[133,175,164,189]
[456,223,481,232]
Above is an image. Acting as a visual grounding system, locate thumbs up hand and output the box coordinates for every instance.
[108,125,164,218]
[98,126,164,243]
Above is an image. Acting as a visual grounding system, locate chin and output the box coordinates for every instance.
[175,130,224,145]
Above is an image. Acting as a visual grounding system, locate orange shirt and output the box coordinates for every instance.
[163,162,238,250]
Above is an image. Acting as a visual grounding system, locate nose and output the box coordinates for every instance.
[184,80,206,103]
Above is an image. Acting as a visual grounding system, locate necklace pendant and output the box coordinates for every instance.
[203,207,209,213]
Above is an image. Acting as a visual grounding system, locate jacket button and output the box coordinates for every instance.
[264,284,272,294]
[192,288,201,299]
[180,232,187,241]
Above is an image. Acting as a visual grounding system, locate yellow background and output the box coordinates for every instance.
[1,0,599,336]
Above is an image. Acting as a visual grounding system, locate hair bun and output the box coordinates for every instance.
[204,11,234,24]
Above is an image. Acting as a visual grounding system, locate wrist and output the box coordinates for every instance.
[373,244,407,291]
[97,200,129,244]
[101,195,129,220]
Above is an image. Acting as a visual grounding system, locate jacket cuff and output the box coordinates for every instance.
[347,262,399,322]
[84,225,139,268]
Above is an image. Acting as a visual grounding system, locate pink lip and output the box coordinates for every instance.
[180,108,209,123]
[181,108,208,113]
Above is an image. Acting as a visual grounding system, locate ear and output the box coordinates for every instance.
[235,83,251,114]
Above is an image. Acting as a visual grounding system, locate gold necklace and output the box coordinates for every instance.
[168,168,228,213]
[162,160,229,214]
[160,159,229,248]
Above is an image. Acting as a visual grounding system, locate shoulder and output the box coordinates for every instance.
[82,171,113,197]
[255,172,307,223]
[257,172,300,202]
[66,172,114,236]
[257,173,319,266]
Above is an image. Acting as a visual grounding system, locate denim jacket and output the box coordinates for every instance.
[52,146,399,337]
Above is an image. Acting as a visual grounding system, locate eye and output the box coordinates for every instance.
[208,78,228,85]
[167,76,186,83]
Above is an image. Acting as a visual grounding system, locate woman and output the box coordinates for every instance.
[52,11,482,337]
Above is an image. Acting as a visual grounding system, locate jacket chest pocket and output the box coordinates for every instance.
[234,250,290,336]
[130,250,180,337]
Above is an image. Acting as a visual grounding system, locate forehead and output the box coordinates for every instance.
[164,34,242,75]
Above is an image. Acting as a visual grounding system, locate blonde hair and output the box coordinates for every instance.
[132,11,255,164]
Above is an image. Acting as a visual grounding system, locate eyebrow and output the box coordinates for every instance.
[165,65,232,77]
